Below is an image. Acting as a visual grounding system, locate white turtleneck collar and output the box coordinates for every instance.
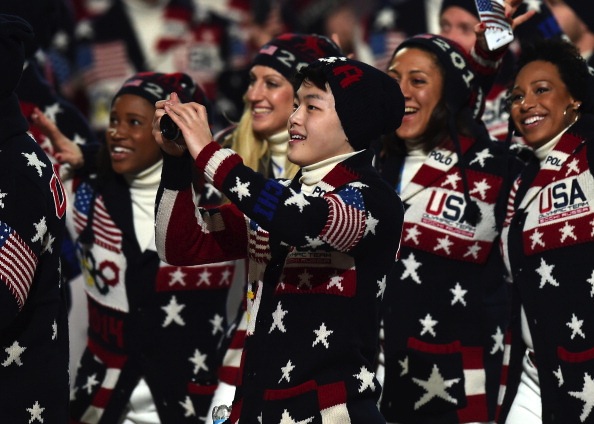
[267,130,289,178]
[125,159,163,252]
[299,151,360,195]
[534,126,569,165]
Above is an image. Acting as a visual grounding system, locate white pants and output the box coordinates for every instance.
[121,379,160,424]
[506,350,542,423]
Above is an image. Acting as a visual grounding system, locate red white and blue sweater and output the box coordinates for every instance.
[155,144,404,423]
[499,114,594,423]
[0,97,69,423]
[377,135,520,423]
[68,164,233,423]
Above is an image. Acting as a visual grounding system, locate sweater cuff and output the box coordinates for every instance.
[161,150,193,190]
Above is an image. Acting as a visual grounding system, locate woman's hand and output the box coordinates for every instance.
[30,107,84,169]
[153,92,213,160]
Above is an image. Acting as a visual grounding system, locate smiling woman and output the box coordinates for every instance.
[499,38,594,424]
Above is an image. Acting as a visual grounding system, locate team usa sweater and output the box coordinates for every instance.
[377,135,520,423]
[155,144,404,423]
[0,96,69,423]
[68,164,233,423]
[499,114,594,423]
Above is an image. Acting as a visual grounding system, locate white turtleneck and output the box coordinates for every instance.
[399,141,428,194]
[123,0,169,71]
[267,131,289,178]
[299,151,361,196]
[125,159,163,252]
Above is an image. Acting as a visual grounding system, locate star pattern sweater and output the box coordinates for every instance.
[498,114,594,424]
[68,164,233,423]
[155,144,404,423]
[377,135,520,423]
[0,96,69,423]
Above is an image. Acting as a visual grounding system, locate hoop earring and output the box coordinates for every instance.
[563,104,580,126]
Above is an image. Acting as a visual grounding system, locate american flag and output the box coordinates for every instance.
[80,41,131,86]
[476,0,509,32]
[0,221,38,309]
[322,186,366,251]
[73,183,122,253]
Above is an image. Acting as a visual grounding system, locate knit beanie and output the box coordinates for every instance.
[297,57,405,151]
[0,14,34,99]
[394,34,483,119]
[251,33,342,81]
[114,72,210,111]
[440,0,479,18]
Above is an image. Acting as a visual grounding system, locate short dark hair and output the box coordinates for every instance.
[515,38,594,112]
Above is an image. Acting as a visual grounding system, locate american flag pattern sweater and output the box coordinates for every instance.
[68,168,233,423]
[0,99,69,423]
[499,114,594,424]
[377,135,520,423]
[155,145,404,423]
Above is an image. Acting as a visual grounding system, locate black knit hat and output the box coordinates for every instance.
[440,0,478,18]
[394,34,484,118]
[0,14,34,99]
[298,57,405,151]
[252,33,342,80]
[114,72,210,110]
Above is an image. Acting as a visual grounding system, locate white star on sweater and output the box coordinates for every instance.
[469,178,491,200]
[490,326,505,355]
[229,177,251,200]
[412,364,461,410]
[450,283,467,306]
[72,133,87,146]
[313,323,333,348]
[365,212,379,237]
[463,242,481,259]
[43,102,63,122]
[434,235,453,255]
[554,366,564,387]
[204,182,221,200]
[566,158,581,176]
[327,273,344,291]
[420,314,438,337]
[305,236,324,248]
[210,314,224,335]
[530,230,545,250]
[22,151,47,177]
[524,0,542,12]
[441,173,461,190]
[279,360,295,383]
[399,356,409,376]
[587,270,594,297]
[189,349,209,374]
[569,373,594,422]
[404,225,421,245]
[567,313,586,339]
[169,268,187,286]
[298,269,313,289]
[377,275,387,298]
[560,222,577,243]
[31,216,48,244]
[279,409,314,424]
[161,296,186,327]
[0,190,6,208]
[535,258,559,288]
[179,395,196,417]
[270,302,288,333]
[469,148,493,167]
[354,366,376,393]
[401,253,422,284]
[2,341,26,366]
[26,401,45,423]
[52,320,58,340]
[197,268,212,286]
[285,189,310,212]
[42,232,55,254]
[82,373,99,394]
